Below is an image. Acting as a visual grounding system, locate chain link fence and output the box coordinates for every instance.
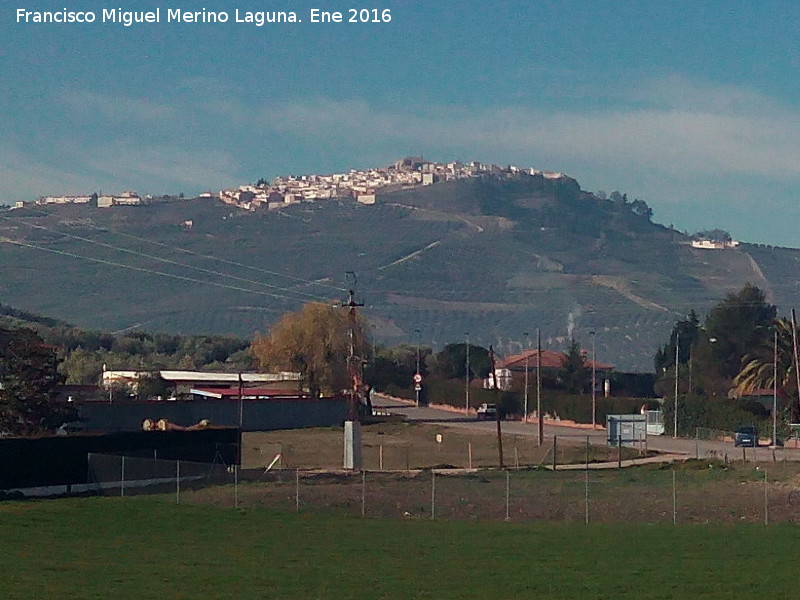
[86,451,800,524]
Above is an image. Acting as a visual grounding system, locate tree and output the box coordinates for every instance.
[654,310,700,373]
[250,302,369,397]
[629,198,653,220]
[704,284,776,381]
[559,338,587,394]
[694,229,732,243]
[0,327,73,435]
[733,317,799,418]
[429,343,490,381]
[365,344,430,392]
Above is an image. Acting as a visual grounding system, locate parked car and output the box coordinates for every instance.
[476,403,498,420]
[734,426,758,447]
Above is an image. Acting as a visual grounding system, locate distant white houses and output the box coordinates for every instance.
[36,191,143,208]
[30,157,573,214]
[691,239,740,250]
[101,369,303,395]
[216,158,571,211]
[98,191,142,208]
[38,195,92,205]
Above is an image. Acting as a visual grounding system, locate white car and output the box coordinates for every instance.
[476,403,498,420]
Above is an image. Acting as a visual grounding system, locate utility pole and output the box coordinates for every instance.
[674,332,679,439]
[414,328,421,408]
[790,309,800,423]
[237,372,244,466]
[590,331,596,430]
[489,345,505,468]
[342,272,364,469]
[465,332,470,416]
[523,332,529,424]
[537,328,543,447]
[773,328,778,448]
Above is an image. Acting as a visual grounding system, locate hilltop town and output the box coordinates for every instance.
[12,157,567,212]
[217,157,567,211]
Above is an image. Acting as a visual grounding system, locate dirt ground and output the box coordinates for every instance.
[172,460,800,524]
[131,423,795,524]
[241,422,645,471]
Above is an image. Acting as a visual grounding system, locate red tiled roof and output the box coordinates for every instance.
[497,349,614,371]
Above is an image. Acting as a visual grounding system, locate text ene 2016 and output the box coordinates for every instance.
[310,9,392,23]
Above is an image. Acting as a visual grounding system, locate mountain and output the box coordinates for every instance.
[2,169,798,372]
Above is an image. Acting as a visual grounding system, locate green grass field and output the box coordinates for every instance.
[1,496,798,599]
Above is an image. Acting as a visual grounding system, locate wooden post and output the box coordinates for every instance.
[489,345,505,468]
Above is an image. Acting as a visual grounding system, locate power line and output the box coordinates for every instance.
[0,237,325,303]
[81,222,346,293]
[0,216,332,303]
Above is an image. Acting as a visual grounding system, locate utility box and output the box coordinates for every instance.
[607,414,647,448]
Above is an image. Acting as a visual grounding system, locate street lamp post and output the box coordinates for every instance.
[414,328,421,408]
[590,331,596,430]
[674,332,679,438]
[523,332,529,424]
[465,333,470,416]
[536,329,542,446]
[773,328,778,448]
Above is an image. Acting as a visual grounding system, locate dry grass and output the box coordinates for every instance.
[241,422,644,471]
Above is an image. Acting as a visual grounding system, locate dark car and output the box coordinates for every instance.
[476,403,498,420]
[734,426,758,447]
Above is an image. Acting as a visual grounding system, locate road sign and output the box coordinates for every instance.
[414,384,422,391]
[413,373,423,384]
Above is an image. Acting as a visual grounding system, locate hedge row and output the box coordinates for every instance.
[385,379,648,425]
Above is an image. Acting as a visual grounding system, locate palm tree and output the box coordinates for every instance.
[733,318,799,417]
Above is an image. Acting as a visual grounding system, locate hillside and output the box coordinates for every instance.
[2,172,799,371]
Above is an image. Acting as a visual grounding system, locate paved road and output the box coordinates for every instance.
[373,394,799,462]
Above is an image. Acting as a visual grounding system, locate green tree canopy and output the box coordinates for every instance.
[705,284,776,381]
[429,343,490,381]
[0,327,73,435]
[559,338,587,394]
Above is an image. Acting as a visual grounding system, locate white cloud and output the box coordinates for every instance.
[0,147,109,201]
[83,143,240,191]
[61,90,176,122]
[243,78,800,184]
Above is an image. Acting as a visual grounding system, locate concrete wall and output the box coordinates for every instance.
[77,397,348,433]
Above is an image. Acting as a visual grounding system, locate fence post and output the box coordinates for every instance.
[764,469,768,526]
[234,465,239,509]
[552,436,557,471]
[361,470,366,518]
[505,470,511,521]
[468,442,473,469]
[430,471,436,521]
[617,436,622,469]
[695,428,699,460]
[406,445,410,472]
[514,438,519,469]
[585,436,590,525]
[672,468,677,525]
[295,469,300,514]
[176,460,181,505]
[120,456,126,498]
[379,445,383,471]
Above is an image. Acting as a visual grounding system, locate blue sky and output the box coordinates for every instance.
[3,1,800,246]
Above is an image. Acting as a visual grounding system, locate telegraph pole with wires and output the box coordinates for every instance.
[342,272,365,470]
[488,345,505,469]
